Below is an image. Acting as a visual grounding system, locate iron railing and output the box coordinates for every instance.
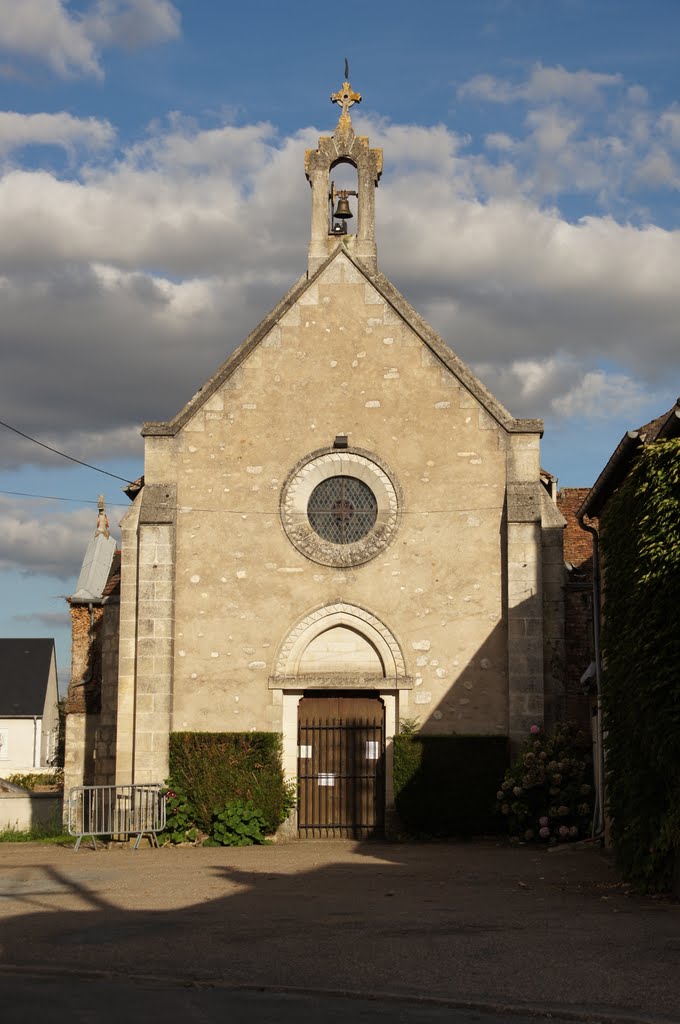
[297,717,384,838]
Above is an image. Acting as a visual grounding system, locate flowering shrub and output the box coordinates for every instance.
[496,722,593,843]
[161,784,201,845]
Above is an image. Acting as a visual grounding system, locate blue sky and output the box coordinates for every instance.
[1,0,679,689]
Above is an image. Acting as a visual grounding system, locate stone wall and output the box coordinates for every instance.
[112,250,558,804]
[145,253,514,740]
[116,491,176,785]
[64,599,120,794]
[0,790,62,831]
[557,488,594,728]
[93,602,120,785]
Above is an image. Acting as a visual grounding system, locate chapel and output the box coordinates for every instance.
[65,77,566,836]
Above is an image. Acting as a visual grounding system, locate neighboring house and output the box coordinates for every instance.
[64,497,121,795]
[0,638,59,773]
[66,78,567,835]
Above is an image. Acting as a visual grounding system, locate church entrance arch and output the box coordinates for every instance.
[273,604,406,838]
[275,602,405,682]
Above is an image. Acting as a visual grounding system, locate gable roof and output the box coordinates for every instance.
[0,638,55,716]
[142,246,543,439]
[578,399,680,519]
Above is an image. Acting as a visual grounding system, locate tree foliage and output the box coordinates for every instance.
[600,438,680,891]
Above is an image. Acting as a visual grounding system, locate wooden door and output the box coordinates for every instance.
[297,694,385,838]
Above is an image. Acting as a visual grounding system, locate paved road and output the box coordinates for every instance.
[1,839,678,1023]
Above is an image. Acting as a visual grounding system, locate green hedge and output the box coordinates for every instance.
[168,732,291,834]
[393,734,508,836]
[600,438,680,891]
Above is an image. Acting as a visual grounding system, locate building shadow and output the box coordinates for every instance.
[0,839,676,1024]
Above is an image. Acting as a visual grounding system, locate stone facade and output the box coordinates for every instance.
[68,79,567,829]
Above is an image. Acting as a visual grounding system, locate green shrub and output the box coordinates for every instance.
[167,732,293,835]
[160,784,201,845]
[205,799,271,847]
[600,438,680,891]
[497,722,593,842]
[394,734,508,836]
[6,771,64,791]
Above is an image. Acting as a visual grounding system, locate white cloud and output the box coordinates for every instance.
[0,0,101,78]
[659,105,680,148]
[0,0,180,79]
[0,498,116,578]
[552,370,650,419]
[474,357,651,421]
[84,0,180,50]
[0,113,678,466]
[633,149,679,189]
[456,64,680,206]
[0,112,115,156]
[459,64,622,106]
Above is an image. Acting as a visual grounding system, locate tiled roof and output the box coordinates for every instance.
[0,638,55,716]
[578,400,680,518]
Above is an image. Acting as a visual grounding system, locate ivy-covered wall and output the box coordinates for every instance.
[600,438,680,891]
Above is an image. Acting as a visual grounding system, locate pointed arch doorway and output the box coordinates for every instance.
[272,603,411,839]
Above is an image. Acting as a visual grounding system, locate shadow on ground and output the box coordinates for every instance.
[0,839,678,1023]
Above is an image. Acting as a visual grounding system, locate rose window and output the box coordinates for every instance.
[307,476,378,544]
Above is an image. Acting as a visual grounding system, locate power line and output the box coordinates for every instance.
[0,418,136,484]
[0,487,505,516]
[0,489,129,508]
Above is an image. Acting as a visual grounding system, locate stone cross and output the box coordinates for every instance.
[331,79,362,122]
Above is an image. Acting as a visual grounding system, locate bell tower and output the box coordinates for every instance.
[305,71,383,275]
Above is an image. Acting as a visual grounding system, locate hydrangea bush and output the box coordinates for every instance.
[496,722,594,843]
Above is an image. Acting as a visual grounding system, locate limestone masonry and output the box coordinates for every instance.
[65,78,568,833]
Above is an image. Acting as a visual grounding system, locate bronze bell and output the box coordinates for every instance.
[333,196,353,219]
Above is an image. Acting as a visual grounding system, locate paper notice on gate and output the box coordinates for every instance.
[317,773,336,786]
[299,745,312,758]
[365,741,379,760]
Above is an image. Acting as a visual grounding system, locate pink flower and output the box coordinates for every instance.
[539,827,550,839]
[559,825,570,837]
[539,816,549,827]
[530,725,540,735]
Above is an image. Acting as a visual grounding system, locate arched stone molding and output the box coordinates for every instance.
[281,448,400,567]
[274,602,407,682]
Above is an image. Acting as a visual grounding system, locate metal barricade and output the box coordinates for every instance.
[68,784,166,850]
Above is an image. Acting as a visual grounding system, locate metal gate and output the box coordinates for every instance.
[297,695,385,838]
[68,784,166,850]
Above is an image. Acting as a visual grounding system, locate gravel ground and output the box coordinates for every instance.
[1,838,678,1023]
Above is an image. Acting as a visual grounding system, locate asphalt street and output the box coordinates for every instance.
[1,839,678,1023]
